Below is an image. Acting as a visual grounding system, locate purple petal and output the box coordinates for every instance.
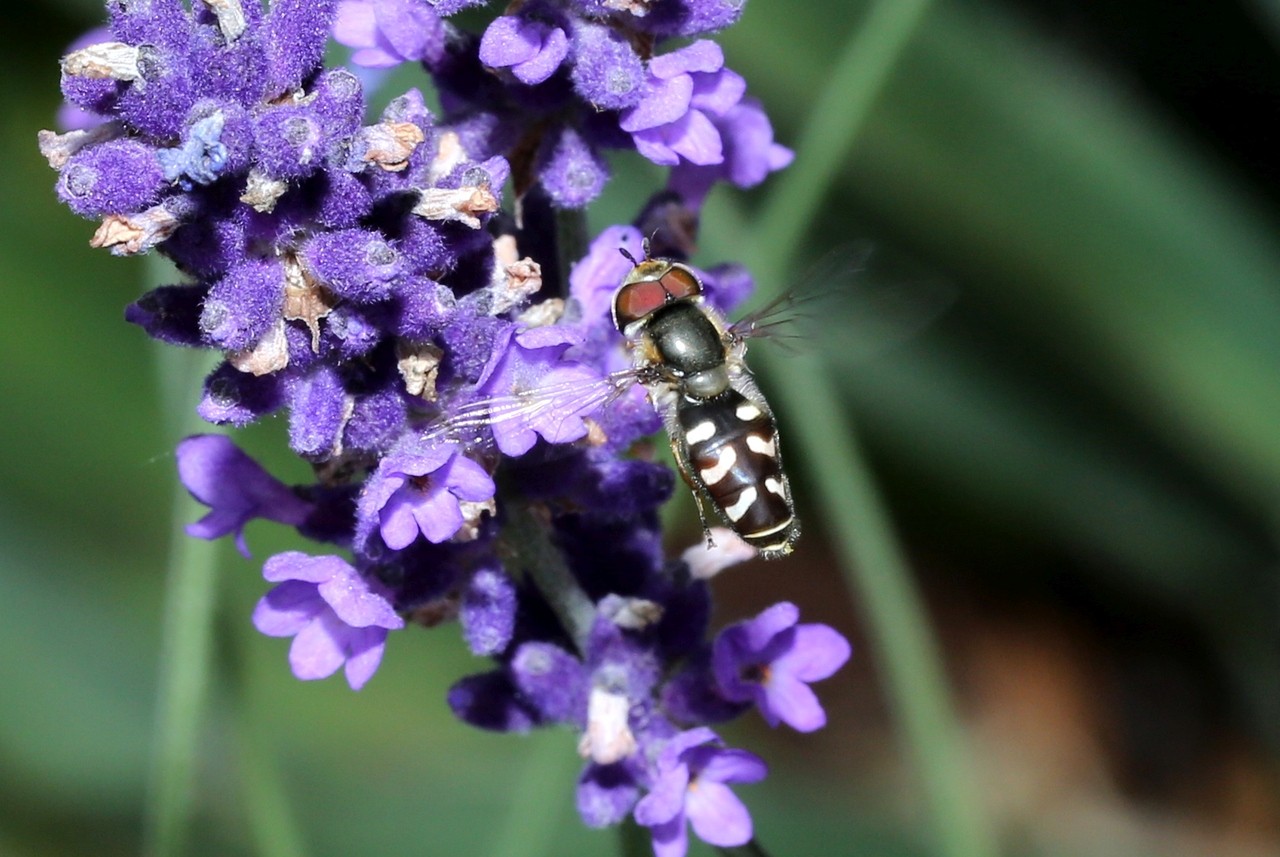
[441,454,496,503]
[263,551,348,584]
[630,126,681,167]
[411,487,464,543]
[514,324,584,350]
[649,41,723,79]
[177,434,310,555]
[512,27,569,85]
[288,612,349,680]
[317,568,403,629]
[525,364,599,443]
[185,508,253,556]
[333,0,378,48]
[570,225,645,323]
[349,44,403,69]
[740,602,800,650]
[479,15,543,67]
[389,439,457,478]
[375,0,446,64]
[774,623,852,682]
[689,68,745,116]
[619,75,693,132]
[377,484,423,549]
[341,624,390,689]
[633,766,690,826]
[646,816,689,857]
[762,672,826,732]
[685,781,752,847]
[666,110,723,165]
[698,749,768,785]
[252,580,325,636]
[661,726,718,765]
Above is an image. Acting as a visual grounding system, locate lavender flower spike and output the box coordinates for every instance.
[634,728,767,857]
[712,602,852,732]
[253,552,404,690]
[177,434,312,557]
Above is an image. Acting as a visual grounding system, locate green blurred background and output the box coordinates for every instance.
[3,0,1279,855]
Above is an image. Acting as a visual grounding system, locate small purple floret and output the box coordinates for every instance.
[634,728,766,857]
[479,14,570,86]
[252,551,404,689]
[712,602,851,732]
[619,41,745,168]
[356,438,496,550]
[177,434,312,556]
[333,0,448,68]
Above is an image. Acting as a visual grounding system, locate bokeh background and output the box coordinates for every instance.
[3,1,1279,855]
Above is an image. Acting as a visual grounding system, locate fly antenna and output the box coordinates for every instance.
[643,231,658,259]
[619,246,639,265]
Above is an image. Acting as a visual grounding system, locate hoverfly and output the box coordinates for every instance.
[610,246,798,558]
[440,241,801,559]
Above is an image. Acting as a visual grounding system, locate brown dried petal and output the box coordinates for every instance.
[396,341,444,399]
[202,0,247,42]
[604,0,652,14]
[411,185,498,229]
[62,42,143,81]
[90,206,180,255]
[427,130,465,184]
[361,122,425,172]
[240,170,288,213]
[37,123,123,170]
[282,260,336,352]
[228,318,289,376]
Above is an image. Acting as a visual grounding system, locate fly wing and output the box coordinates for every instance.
[726,244,955,361]
[432,367,642,455]
[726,245,874,352]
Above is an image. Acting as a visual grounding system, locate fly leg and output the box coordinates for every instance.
[668,436,717,549]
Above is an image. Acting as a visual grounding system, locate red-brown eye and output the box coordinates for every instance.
[613,280,669,328]
[658,265,701,300]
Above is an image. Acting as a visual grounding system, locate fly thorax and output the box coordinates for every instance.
[646,301,726,376]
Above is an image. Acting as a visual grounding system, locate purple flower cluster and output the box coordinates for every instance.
[41,1,841,854]
[335,0,791,209]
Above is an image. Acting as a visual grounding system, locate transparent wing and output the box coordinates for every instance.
[728,244,956,361]
[727,245,874,349]
[431,367,643,449]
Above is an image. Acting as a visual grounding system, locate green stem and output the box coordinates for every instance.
[740,3,998,857]
[221,613,309,857]
[500,498,596,653]
[142,299,222,857]
[555,206,590,295]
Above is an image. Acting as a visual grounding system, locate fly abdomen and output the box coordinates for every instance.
[678,389,797,557]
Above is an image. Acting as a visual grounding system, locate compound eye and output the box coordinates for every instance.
[613,280,669,329]
[659,265,702,300]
